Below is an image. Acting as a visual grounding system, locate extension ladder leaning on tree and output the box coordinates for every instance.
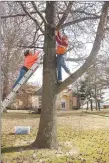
[1,55,43,113]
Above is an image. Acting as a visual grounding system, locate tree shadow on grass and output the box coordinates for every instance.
[9,133,15,135]
[2,112,40,120]
[58,112,88,117]
[84,111,109,117]
[2,144,36,154]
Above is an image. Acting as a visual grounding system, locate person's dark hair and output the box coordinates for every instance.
[24,50,30,56]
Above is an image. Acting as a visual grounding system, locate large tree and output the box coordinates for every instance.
[1,1,109,149]
[32,2,109,149]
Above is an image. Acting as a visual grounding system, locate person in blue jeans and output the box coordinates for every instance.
[55,30,71,83]
[12,67,28,88]
[13,50,40,88]
[57,55,71,82]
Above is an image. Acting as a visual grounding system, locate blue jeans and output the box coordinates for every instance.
[13,67,28,88]
[57,55,70,81]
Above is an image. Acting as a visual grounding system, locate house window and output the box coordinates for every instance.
[38,96,42,108]
[61,102,65,108]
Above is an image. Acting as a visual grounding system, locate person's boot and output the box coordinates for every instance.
[69,72,72,75]
[57,80,62,83]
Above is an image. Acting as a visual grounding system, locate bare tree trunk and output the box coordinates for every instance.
[86,100,89,110]
[2,76,9,112]
[98,100,100,111]
[32,2,58,149]
[90,99,93,111]
[2,71,9,100]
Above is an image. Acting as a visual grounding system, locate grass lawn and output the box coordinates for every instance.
[1,109,109,163]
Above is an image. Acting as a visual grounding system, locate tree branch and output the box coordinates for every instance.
[2,7,109,32]
[30,30,44,47]
[57,2,109,93]
[74,10,100,17]
[18,45,44,49]
[31,1,48,25]
[1,9,97,19]
[65,57,86,62]
[1,11,37,19]
[62,16,100,28]
[56,1,73,29]
[19,2,44,34]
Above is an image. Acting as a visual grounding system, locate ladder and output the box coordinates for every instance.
[1,56,42,113]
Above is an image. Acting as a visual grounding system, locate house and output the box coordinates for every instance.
[9,85,78,111]
[9,84,41,110]
[56,88,78,110]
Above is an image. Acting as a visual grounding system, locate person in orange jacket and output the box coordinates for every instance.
[12,50,40,88]
[55,30,71,83]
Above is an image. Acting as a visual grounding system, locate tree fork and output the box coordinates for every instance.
[57,1,109,94]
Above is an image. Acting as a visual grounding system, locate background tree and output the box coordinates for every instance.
[1,2,42,100]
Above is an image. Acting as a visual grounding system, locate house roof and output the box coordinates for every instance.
[22,84,41,95]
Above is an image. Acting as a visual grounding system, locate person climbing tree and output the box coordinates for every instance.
[55,30,71,83]
[12,50,40,88]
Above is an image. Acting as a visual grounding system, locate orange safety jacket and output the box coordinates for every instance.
[56,31,68,55]
[23,52,39,69]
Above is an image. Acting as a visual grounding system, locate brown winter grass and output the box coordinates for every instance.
[1,109,109,163]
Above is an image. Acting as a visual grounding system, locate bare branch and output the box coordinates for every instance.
[105,27,109,31]
[57,2,109,93]
[66,57,86,62]
[1,9,97,19]
[74,10,100,17]
[56,1,73,29]
[19,2,44,34]
[1,11,37,19]
[30,27,44,46]
[62,16,100,28]
[18,45,43,49]
[31,1,47,25]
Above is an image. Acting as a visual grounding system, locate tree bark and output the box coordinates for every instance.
[32,2,58,149]
[2,68,9,101]
[90,99,93,111]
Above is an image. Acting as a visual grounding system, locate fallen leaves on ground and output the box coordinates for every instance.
[1,109,109,163]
